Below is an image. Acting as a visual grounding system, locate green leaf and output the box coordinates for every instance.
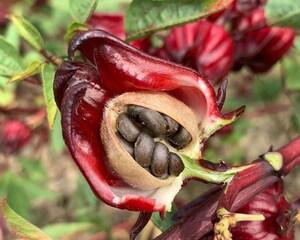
[43,222,94,238]
[295,36,300,51]
[152,208,175,232]
[4,23,21,50]
[0,199,52,240]
[69,0,98,23]
[283,56,300,91]
[96,0,131,12]
[51,113,65,153]
[19,158,47,183]
[265,0,300,28]
[41,63,58,128]
[0,76,15,107]
[22,51,43,66]
[6,175,31,219]
[64,22,89,42]
[9,61,42,83]
[10,14,44,50]
[0,36,23,76]
[0,172,58,220]
[125,0,232,41]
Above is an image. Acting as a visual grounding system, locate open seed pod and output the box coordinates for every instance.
[101,92,198,190]
[54,30,244,212]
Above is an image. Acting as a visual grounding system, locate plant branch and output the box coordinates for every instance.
[39,49,62,66]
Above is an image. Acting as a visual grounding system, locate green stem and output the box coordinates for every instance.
[181,155,250,184]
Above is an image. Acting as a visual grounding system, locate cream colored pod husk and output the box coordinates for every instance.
[101,92,199,190]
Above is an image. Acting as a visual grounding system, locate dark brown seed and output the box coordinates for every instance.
[151,142,169,177]
[127,105,145,119]
[134,132,155,167]
[169,153,184,176]
[116,133,134,156]
[168,127,192,149]
[116,113,140,142]
[164,115,179,136]
[137,109,167,136]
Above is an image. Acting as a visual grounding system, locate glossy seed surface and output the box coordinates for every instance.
[116,113,140,142]
[169,152,184,176]
[151,142,169,178]
[164,115,179,136]
[128,106,167,136]
[134,132,154,167]
[117,133,134,156]
[168,127,192,149]
[127,105,144,118]
[116,105,190,179]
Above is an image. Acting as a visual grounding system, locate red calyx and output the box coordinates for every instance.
[232,0,267,15]
[208,0,267,22]
[0,120,31,154]
[231,181,294,240]
[87,12,151,51]
[87,13,125,39]
[232,8,295,73]
[54,29,241,213]
[150,20,234,85]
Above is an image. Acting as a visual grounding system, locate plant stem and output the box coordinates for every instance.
[40,49,62,66]
[182,155,250,184]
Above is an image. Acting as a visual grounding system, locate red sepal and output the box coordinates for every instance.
[231,181,294,240]
[152,20,234,84]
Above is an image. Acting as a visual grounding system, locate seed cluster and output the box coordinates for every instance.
[116,105,191,178]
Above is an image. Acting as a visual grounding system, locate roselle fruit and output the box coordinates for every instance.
[150,20,234,85]
[54,29,245,212]
[231,181,294,240]
[230,7,295,73]
[0,120,31,154]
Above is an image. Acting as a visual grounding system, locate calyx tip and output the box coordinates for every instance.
[263,152,283,171]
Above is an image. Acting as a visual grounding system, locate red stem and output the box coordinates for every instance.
[279,137,300,175]
[155,137,300,240]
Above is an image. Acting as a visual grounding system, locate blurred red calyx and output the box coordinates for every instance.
[231,181,294,240]
[210,1,295,73]
[151,20,234,84]
[208,0,267,21]
[54,29,242,213]
[87,13,125,39]
[232,8,296,73]
[87,12,151,51]
[0,120,31,154]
